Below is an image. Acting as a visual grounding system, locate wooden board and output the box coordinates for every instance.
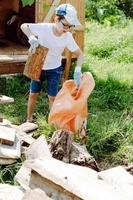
[0,62,25,75]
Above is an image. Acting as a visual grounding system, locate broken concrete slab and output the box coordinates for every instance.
[25,135,52,160]
[18,122,38,133]
[16,129,35,145]
[98,166,133,186]
[98,166,133,200]
[15,135,52,190]
[0,158,17,165]
[0,119,13,127]
[15,160,32,190]
[0,121,35,146]
[0,126,16,145]
[0,184,24,200]
[22,188,52,200]
[0,95,14,104]
[19,158,127,200]
[0,133,21,159]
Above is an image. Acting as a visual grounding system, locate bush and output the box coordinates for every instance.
[85,0,122,22]
[117,0,133,18]
[85,0,133,23]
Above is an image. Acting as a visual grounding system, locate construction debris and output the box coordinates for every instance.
[0,132,21,159]
[0,119,35,165]
[1,120,133,200]
[15,136,52,190]
[0,126,16,145]
[25,135,51,160]
[0,95,14,122]
[0,95,14,104]
[0,184,25,200]
[18,122,38,133]
[15,158,133,200]
[22,188,52,200]
[0,157,17,165]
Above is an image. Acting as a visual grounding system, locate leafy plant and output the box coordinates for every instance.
[85,0,122,22]
[21,0,35,7]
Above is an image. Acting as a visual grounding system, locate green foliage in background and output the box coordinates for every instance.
[117,0,133,18]
[83,20,133,168]
[85,0,133,24]
[20,0,133,24]
[21,0,34,7]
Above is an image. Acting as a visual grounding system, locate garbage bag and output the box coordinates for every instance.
[48,72,95,133]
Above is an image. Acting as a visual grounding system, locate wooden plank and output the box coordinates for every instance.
[0,126,16,145]
[0,55,27,62]
[43,0,61,22]
[0,62,25,74]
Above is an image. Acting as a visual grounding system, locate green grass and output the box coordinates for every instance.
[83,20,133,168]
[0,20,133,182]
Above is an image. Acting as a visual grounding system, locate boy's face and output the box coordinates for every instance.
[56,18,74,34]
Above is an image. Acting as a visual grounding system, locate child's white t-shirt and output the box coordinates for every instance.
[28,23,79,70]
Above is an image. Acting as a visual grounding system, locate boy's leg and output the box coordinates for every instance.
[48,95,55,110]
[47,66,63,110]
[27,73,44,121]
[27,92,39,122]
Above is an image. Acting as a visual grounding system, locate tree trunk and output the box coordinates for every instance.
[49,129,99,171]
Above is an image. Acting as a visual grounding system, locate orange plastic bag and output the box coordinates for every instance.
[48,72,95,133]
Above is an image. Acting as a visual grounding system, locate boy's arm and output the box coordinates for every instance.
[21,23,39,52]
[73,48,84,87]
[73,48,84,67]
[21,23,34,38]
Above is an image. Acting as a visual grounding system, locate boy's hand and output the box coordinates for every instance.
[28,35,39,52]
[74,66,81,87]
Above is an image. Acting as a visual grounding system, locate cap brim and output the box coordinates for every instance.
[65,16,81,26]
[74,18,81,26]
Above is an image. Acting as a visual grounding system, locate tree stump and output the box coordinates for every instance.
[49,130,72,163]
[49,130,100,171]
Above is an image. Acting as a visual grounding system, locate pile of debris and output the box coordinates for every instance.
[1,95,133,200]
[1,119,133,199]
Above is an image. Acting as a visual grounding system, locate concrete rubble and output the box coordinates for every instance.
[0,119,133,200]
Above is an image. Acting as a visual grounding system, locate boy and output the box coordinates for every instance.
[21,3,83,122]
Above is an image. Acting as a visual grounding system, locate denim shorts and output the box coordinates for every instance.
[30,66,63,96]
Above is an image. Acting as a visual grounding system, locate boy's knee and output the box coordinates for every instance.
[29,92,39,99]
